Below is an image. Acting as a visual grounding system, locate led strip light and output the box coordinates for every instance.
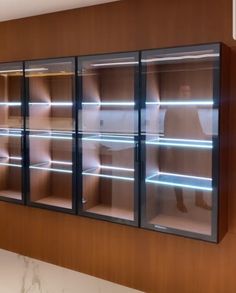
[146,172,212,191]
[142,53,219,63]
[82,102,135,106]
[146,138,213,149]
[145,101,213,106]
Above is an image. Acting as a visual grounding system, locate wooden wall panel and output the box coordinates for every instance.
[0,0,235,292]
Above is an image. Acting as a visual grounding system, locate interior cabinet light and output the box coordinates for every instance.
[145,179,212,191]
[158,172,212,181]
[0,133,22,137]
[82,137,134,144]
[0,162,22,167]
[142,53,219,63]
[91,61,138,67]
[0,68,47,74]
[30,165,72,173]
[0,102,21,106]
[8,156,22,160]
[29,102,73,106]
[30,134,72,140]
[99,165,134,172]
[82,102,135,106]
[146,138,213,149]
[145,101,213,106]
[50,160,72,165]
[82,171,134,181]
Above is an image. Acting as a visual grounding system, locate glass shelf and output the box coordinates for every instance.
[145,100,214,106]
[82,134,135,144]
[29,102,73,107]
[30,161,72,174]
[146,172,212,191]
[29,130,73,140]
[146,137,213,149]
[0,128,22,137]
[82,102,135,107]
[0,156,22,168]
[83,165,134,182]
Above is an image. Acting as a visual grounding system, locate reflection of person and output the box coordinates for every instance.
[163,84,211,213]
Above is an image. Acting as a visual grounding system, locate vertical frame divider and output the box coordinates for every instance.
[136,51,142,227]
[22,61,29,205]
[140,52,147,228]
[77,58,83,213]
[72,57,78,214]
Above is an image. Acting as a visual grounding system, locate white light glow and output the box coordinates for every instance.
[146,172,212,191]
[146,101,213,106]
[82,172,134,181]
[0,162,21,168]
[100,165,134,172]
[0,133,22,137]
[30,165,72,173]
[158,138,212,143]
[145,178,212,191]
[0,128,23,131]
[29,102,73,106]
[157,172,212,181]
[9,156,22,160]
[91,61,138,67]
[146,138,213,149]
[82,102,135,106]
[82,137,134,144]
[30,134,72,140]
[0,68,48,74]
[50,160,72,165]
[142,53,219,63]
[0,102,21,106]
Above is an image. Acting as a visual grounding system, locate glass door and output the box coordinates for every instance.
[78,52,139,225]
[0,62,24,203]
[141,44,220,241]
[25,58,76,212]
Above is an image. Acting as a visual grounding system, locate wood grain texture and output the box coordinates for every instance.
[0,0,235,292]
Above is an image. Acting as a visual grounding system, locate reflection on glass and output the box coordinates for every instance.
[142,45,219,237]
[0,62,23,201]
[78,53,138,222]
[26,58,75,210]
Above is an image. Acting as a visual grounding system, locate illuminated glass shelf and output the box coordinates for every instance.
[146,172,212,191]
[30,161,72,174]
[83,165,134,181]
[0,102,21,107]
[82,134,135,144]
[145,100,213,106]
[29,102,73,107]
[0,128,22,137]
[29,131,73,140]
[0,156,22,168]
[82,101,135,107]
[146,137,213,149]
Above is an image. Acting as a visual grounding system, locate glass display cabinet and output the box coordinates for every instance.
[77,52,139,225]
[0,62,24,203]
[25,58,76,212]
[141,43,228,241]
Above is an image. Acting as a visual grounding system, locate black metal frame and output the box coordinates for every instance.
[77,51,140,227]
[140,43,221,242]
[25,56,77,214]
[0,43,226,242]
